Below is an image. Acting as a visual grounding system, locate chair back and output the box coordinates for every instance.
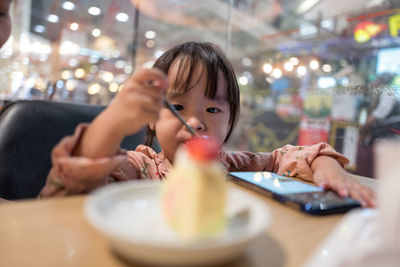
[0,100,157,200]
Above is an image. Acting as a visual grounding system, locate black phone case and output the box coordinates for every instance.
[229,173,361,215]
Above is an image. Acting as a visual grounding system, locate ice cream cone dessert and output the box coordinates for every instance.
[161,137,227,240]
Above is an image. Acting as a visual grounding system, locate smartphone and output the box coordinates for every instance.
[229,171,361,215]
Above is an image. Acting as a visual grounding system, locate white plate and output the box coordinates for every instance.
[84,180,271,266]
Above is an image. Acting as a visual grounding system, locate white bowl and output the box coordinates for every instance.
[85,180,271,266]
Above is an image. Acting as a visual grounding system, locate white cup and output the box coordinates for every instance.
[374,140,400,248]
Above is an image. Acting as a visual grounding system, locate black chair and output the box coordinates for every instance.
[0,100,158,200]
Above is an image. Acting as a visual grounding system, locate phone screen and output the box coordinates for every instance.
[229,171,361,215]
[230,171,322,194]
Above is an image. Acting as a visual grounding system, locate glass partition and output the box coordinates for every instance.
[2,0,400,178]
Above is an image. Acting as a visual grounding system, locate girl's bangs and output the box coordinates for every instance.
[167,55,219,100]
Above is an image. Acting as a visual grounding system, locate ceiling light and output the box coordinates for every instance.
[145,30,156,39]
[124,65,133,74]
[242,57,252,66]
[284,62,294,72]
[109,83,119,93]
[309,59,320,70]
[115,60,125,69]
[112,50,120,58]
[56,80,64,89]
[263,63,273,74]
[47,14,59,23]
[88,7,101,16]
[59,41,80,55]
[66,80,77,91]
[116,12,129,22]
[62,1,75,11]
[88,83,101,95]
[297,66,307,76]
[272,68,282,79]
[33,25,46,33]
[289,57,299,65]
[101,72,114,83]
[69,23,79,31]
[238,76,248,86]
[61,70,71,80]
[297,0,320,14]
[322,64,332,72]
[146,40,155,48]
[68,58,78,67]
[74,68,85,79]
[92,28,101,37]
[300,23,318,36]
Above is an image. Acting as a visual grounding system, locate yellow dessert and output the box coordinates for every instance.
[161,137,227,240]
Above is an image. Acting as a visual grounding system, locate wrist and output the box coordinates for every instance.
[311,156,339,172]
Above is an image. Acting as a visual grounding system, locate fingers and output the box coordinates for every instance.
[130,68,168,91]
[125,80,163,105]
[121,68,167,107]
[349,182,377,207]
[313,169,377,208]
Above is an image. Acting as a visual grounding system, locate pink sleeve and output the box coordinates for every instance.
[38,124,129,198]
[222,142,349,182]
[268,142,349,181]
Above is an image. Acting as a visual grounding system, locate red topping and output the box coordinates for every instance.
[185,137,219,162]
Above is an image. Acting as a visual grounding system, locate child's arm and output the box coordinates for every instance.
[223,142,376,207]
[73,68,167,158]
[311,156,376,207]
[38,68,168,198]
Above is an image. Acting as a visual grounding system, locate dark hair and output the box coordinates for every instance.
[144,41,240,147]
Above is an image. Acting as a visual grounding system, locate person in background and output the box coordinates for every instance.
[39,41,376,207]
[360,73,400,145]
[356,73,399,178]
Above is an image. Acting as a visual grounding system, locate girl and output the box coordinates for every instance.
[39,42,375,207]
[0,0,12,48]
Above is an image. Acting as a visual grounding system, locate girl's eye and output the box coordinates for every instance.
[173,104,184,111]
[207,107,221,113]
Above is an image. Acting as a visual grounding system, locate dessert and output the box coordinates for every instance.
[161,137,227,240]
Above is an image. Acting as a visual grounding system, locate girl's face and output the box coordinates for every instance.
[152,61,230,162]
[0,0,11,48]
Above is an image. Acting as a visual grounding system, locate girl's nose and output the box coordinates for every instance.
[187,117,206,132]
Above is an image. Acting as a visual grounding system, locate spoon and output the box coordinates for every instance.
[163,98,196,136]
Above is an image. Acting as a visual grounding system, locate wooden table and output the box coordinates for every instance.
[0,176,376,267]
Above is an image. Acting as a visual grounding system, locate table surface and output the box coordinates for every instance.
[0,175,376,267]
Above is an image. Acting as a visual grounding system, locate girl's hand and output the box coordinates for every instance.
[311,156,377,207]
[105,68,168,137]
[74,68,168,158]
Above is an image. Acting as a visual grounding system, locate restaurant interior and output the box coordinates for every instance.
[1,0,400,266]
[2,0,400,177]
